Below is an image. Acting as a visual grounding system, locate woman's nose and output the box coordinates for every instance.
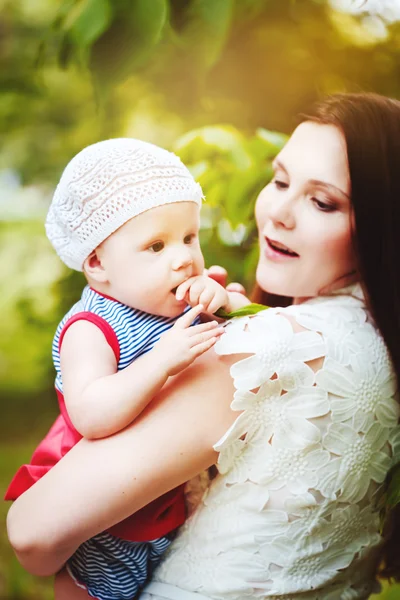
[269,193,296,229]
[171,247,193,271]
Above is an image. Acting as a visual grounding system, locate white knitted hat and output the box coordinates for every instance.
[45,138,204,271]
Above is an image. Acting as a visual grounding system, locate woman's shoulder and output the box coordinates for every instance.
[214,280,399,450]
[216,283,386,374]
[284,283,371,332]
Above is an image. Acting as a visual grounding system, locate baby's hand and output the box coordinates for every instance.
[175,275,230,315]
[154,304,225,377]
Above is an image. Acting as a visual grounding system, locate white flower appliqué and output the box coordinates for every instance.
[250,436,330,493]
[316,355,399,432]
[215,312,326,391]
[215,380,329,450]
[151,290,400,600]
[319,422,391,502]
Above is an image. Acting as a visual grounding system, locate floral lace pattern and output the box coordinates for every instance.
[152,285,400,600]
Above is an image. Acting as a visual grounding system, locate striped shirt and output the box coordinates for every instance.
[7,286,195,599]
[53,285,193,394]
[67,531,174,600]
[54,286,195,600]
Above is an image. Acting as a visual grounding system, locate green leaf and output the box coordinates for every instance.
[215,303,268,319]
[203,180,226,208]
[175,125,251,169]
[90,0,168,87]
[68,0,112,47]
[387,462,400,507]
[182,0,234,69]
[225,167,266,226]
[187,160,209,180]
[129,0,168,46]
[256,128,289,157]
[59,34,76,68]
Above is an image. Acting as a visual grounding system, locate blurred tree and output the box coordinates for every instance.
[1,0,400,184]
[2,0,400,432]
[2,1,400,598]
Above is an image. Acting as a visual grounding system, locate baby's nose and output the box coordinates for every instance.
[172,249,193,270]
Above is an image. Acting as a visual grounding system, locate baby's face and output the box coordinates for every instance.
[96,202,204,317]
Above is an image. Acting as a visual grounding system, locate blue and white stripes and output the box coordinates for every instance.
[67,531,173,600]
[51,286,192,598]
[53,286,189,393]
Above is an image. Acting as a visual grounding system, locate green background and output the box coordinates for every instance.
[1,0,400,597]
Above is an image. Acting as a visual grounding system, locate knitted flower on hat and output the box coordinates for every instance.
[45,138,204,271]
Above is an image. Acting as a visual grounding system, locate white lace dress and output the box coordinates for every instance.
[141,286,400,600]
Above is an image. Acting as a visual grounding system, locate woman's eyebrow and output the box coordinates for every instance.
[273,158,349,199]
[309,179,350,200]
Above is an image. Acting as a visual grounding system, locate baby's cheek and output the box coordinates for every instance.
[195,252,205,274]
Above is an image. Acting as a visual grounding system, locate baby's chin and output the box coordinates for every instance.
[148,302,188,319]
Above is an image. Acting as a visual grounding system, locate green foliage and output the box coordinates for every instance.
[180,0,234,70]
[173,123,286,286]
[0,437,55,599]
[2,1,400,598]
[387,463,400,508]
[89,0,169,87]
[216,302,268,319]
[67,0,112,47]
[46,0,235,88]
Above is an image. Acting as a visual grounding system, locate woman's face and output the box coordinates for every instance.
[255,121,356,301]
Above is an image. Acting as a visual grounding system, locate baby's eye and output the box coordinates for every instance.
[184,234,195,244]
[149,241,164,253]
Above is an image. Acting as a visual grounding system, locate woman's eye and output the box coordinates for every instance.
[149,241,164,252]
[312,197,337,212]
[184,234,195,244]
[273,179,289,190]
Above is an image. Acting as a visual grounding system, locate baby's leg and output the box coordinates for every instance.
[54,568,92,600]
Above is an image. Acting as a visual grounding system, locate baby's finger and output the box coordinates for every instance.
[188,279,207,306]
[188,320,221,336]
[226,282,246,295]
[191,336,220,358]
[198,288,215,310]
[174,304,204,328]
[175,277,198,301]
[207,294,227,315]
[190,327,224,348]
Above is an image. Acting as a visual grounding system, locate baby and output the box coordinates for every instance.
[6,139,249,600]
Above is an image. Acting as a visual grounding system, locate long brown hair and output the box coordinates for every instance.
[253,93,400,578]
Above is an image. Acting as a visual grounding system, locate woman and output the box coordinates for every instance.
[7,93,400,599]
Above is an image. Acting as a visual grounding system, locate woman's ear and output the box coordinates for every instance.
[83,249,108,283]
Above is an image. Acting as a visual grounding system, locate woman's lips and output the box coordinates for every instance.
[264,237,299,261]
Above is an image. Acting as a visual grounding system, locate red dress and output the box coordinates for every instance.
[5,287,187,542]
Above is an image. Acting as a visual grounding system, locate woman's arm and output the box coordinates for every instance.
[7,348,240,577]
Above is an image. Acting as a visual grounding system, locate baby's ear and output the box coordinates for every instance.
[83,249,108,283]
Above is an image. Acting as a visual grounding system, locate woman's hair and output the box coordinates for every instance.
[254,92,400,579]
